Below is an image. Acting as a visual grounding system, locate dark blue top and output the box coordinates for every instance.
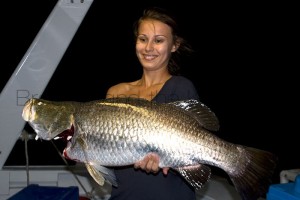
[108,76,199,200]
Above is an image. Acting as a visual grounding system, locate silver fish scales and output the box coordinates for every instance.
[22,97,278,200]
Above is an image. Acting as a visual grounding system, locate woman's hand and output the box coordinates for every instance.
[134,153,169,175]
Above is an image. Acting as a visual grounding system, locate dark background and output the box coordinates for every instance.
[1,1,298,183]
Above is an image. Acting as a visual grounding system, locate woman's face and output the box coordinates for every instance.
[136,19,177,71]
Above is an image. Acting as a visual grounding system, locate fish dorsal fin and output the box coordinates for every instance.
[168,99,220,131]
[174,164,211,190]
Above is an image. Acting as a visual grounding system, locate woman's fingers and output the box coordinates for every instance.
[134,153,160,173]
[162,167,170,175]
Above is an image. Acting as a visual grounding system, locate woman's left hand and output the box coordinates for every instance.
[134,153,169,175]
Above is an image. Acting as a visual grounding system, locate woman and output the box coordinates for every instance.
[106,7,199,200]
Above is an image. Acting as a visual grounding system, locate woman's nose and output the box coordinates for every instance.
[145,41,154,51]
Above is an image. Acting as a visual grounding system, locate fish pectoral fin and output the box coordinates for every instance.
[174,164,211,190]
[85,163,118,187]
[92,164,118,187]
[85,163,106,186]
[78,136,118,187]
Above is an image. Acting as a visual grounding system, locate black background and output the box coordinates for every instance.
[1,0,298,183]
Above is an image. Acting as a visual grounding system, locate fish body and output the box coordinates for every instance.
[22,97,277,200]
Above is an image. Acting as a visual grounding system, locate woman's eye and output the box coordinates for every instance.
[155,39,163,44]
[137,37,147,43]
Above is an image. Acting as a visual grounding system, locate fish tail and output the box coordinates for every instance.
[229,146,278,200]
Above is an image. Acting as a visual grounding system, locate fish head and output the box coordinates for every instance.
[22,98,75,140]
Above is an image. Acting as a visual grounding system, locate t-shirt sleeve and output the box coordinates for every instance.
[174,77,199,101]
[153,76,199,103]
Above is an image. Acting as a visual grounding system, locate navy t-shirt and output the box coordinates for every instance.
[108,76,199,200]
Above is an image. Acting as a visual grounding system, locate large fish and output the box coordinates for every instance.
[22,97,277,200]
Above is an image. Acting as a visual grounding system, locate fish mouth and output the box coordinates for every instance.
[22,99,34,122]
[53,125,75,142]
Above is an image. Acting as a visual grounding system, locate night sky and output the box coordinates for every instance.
[1,1,298,183]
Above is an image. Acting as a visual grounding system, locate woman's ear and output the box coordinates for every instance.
[171,44,179,52]
[171,37,181,52]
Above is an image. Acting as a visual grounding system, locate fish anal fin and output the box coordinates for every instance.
[175,164,211,190]
[85,163,105,186]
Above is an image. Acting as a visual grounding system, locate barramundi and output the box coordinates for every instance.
[22,97,277,200]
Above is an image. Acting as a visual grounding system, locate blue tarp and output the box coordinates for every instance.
[8,184,79,200]
[267,175,300,200]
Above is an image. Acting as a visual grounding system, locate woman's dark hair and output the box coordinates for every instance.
[133,7,193,75]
